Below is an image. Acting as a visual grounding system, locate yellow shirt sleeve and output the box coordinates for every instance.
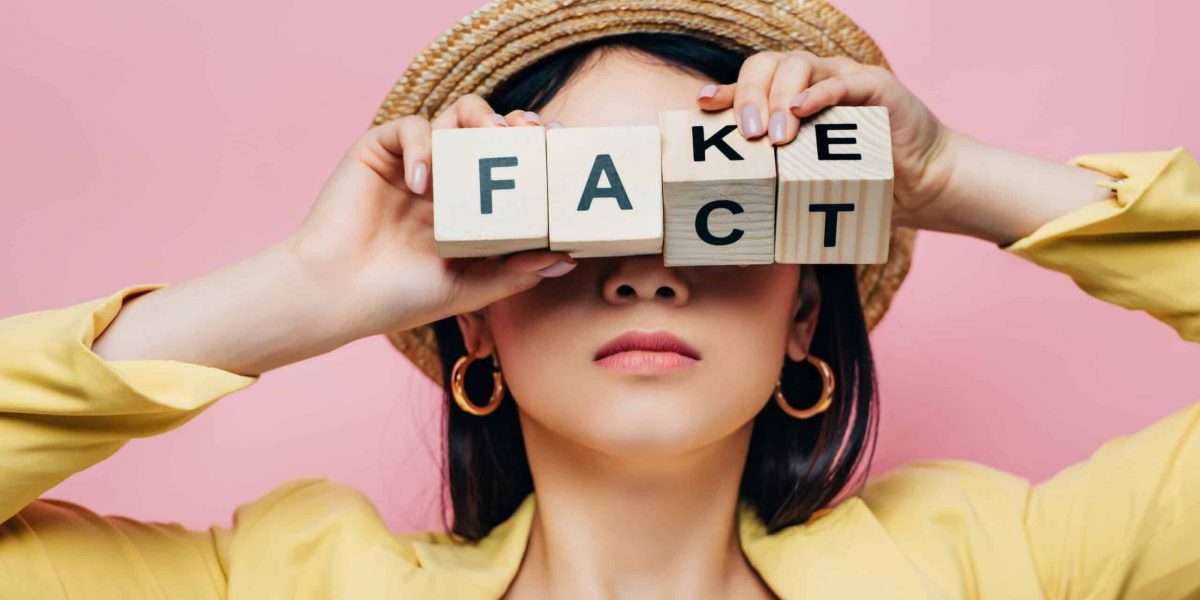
[1004,146,1200,597]
[1001,146,1200,343]
[862,147,1200,598]
[0,283,260,598]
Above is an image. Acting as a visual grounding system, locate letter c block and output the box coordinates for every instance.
[775,105,893,264]
[660,108,777,266]
[431,126,549,258]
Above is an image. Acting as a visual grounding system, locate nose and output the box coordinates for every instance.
[601,254,690,306]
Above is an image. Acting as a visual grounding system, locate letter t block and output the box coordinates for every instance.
[659,108,777,266]
[775,106,894,264]
[431,126,549,258]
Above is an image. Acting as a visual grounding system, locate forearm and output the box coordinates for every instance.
[910,128,1118,247]
[91,239,356,376]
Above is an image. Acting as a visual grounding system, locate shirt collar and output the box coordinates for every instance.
[408,492,935,598]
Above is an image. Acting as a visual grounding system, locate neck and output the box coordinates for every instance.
[505,414,772,599]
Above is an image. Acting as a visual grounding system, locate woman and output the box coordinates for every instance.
[2,1,1197,598]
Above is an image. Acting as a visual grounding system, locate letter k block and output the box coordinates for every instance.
[659,108,777,266]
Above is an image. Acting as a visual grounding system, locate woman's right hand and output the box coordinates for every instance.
[284,94,576,341]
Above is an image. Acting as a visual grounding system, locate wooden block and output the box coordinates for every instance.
[659,108,777,266]
[775,105,893,264]
[546,126,663,258]
[431,126,549,258]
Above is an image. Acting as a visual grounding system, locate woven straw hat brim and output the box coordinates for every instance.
[374,0,917,385]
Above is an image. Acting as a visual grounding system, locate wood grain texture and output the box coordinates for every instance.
[546,125,663,258]
[775,105,893,264]
[431,126,549,257]
[660,108,776,266]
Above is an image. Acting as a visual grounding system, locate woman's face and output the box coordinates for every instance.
[458,48,822,457]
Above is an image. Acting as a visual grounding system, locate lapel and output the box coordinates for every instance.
[404,492,939,599]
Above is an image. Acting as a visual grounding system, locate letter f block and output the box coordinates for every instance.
[431,126,549,258]
[776,106,893,264]
[659,109,777,266]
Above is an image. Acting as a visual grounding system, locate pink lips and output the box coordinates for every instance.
[593,330,701,372]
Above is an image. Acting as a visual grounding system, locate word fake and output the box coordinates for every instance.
[431,106,893,265]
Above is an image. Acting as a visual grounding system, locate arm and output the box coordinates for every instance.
[916,131,1200,342]
[936,142,1200,596]
[91,239,361,376]
[0,282,260,597]
[860,144,1199,598]
[0,104,571,596]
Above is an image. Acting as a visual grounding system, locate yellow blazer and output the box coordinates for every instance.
[1,148,1198,599]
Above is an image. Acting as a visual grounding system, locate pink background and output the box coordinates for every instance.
[2,0,1197,532]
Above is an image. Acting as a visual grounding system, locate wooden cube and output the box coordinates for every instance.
[546,126,663,258]
[659,108,777,266]
[775,106,893,264]
[431,126,549,258]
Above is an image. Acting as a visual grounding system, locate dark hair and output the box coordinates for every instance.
[430,32,880,541]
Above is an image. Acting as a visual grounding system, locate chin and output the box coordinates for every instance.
[567,402,720,457]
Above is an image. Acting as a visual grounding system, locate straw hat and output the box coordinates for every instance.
[372,0,917,385]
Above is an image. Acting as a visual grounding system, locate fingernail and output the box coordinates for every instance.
[411,160,429,195]
[523,111,541,124]
[789,92,809,112]
[546,120,565,129]
[768,110,787,144]
[697,84,718,100]
[740,104,764,137]
[536,260,577,277]
[488,113,508,126]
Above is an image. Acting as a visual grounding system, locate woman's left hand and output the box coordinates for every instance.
[697,50,952,230]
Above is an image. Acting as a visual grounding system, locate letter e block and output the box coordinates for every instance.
[659,108,776,266]
[775,106,893,264]
[546,126,663,258]
[431,126,549,258]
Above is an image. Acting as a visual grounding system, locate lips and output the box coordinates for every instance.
[593,330,702,361]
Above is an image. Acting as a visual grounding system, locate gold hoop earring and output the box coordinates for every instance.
[451,351,505,416]
[774,353,835,419]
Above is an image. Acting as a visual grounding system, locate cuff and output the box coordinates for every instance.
[998,146,1191,253]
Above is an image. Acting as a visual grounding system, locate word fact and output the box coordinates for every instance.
[431,106,893,265]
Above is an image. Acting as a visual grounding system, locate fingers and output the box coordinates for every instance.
[449,250,578,312]
[431,93,504,130]
[790,66,888,118]
[730,51,781,140]
[694,51,870,146]
[357,116,427,194]
[696,82,736,109]
[389,116,431,195]
[765,53,820,146]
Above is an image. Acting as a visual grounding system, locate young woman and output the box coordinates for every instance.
[2,2,1197,599]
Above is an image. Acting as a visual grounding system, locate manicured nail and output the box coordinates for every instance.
[789,92,809,112]
[697,84,718,100]
[546,120,565,129]
[768,110,787,144]
[740,104,764,137]
[488,113,508,126]
[523,111,541,124]
[536,260,577,277]
[411,160,429,195]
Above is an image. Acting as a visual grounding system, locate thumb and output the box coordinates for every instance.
[452,250,578,304]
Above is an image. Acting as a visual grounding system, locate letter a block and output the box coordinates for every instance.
[775,106,893,264]
[546,126,663,258]
[431,126,549,258]
[659,109,776,266]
